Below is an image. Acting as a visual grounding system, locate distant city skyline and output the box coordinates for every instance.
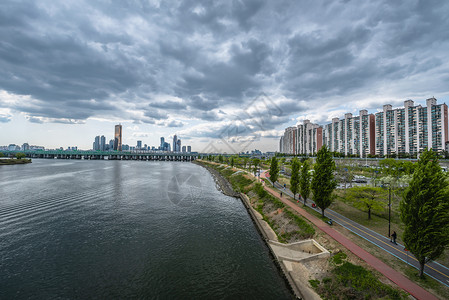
[2,2,449,152]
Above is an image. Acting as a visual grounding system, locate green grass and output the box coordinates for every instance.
[311,257,407,300]
[331,251,347,265]
[299,202,332,223]
[402,265,449,299]
[0,158,32,165]
[284,209,315,238]
[228,174,253,193]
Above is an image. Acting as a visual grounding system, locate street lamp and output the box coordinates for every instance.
[388,184,391,238]
[382,182,392,237]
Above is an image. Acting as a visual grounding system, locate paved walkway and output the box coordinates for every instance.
[270,180,449,289]
[261,173,438,300]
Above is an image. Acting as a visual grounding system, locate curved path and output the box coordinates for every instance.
[261,171,439,300]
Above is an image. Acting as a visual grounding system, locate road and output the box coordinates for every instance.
[261,171,449,288]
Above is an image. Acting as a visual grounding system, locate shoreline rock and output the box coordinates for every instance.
[193,161,239,197]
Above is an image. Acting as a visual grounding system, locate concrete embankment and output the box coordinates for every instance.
[194,161,328,300]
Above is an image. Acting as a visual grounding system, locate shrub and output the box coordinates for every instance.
[331,251,347,265]
[309,279,320,288]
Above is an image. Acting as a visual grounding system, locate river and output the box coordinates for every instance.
[0,159,292,299]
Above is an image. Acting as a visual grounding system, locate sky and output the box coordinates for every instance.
[1,0,449,152]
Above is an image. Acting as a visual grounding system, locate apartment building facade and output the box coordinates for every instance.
[280,97,447,157]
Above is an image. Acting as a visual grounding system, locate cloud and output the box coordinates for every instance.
[132,132,149,138]
[0,113,12,123]
[149,100,187,110]
[1,0,449,147]
[144,109,168,120]
[156,119,184,128]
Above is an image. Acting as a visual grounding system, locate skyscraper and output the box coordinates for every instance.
[187,146,191,153]
[137,140,142,149]
[177,139,181,152]
[94,136,100,151]
[173,135,178,152]
[114,124,122,151]
[182,146,186,152]
[100,135,106,151]
[160,137,165,149]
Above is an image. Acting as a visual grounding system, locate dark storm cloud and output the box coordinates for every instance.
[1,0,449,137]
[281,0,449,100]
[144,109,168,120]
[149,100,187,110]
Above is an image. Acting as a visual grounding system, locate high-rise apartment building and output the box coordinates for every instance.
[280,121,323,155]
[187,146,191,153]
[182,146,186,152]
[323,111,375,157]
[177,139,181,152]
[114,124,122,151]
[280,97,448,157]
[373,98,448,155]
[137,140,142,149]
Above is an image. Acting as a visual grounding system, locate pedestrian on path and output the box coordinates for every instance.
[280,192,282,197]
[391,231,397,245]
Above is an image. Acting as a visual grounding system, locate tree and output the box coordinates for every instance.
[218,155,224,163]
[15,152,26,159]
[0,152,3,158]
[243,157,249,170]
[346,186,386,220]
[400,149,449,278]
[299,159,311,205]
[252,158,260,176]
[269,156,279,183]
[311,146,337,217]
[290,158,300,200]
[230,156,235,168]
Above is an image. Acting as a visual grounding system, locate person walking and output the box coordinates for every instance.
[391,231,397,245]
[280,192,283,198]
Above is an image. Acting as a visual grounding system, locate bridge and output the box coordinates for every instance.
[1,150,199,161]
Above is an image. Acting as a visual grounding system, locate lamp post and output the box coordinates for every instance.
[388,184,391,238]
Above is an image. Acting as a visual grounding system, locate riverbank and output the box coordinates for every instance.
[195,160,411,300]
[0,158,32,165]
[194,160,307,299]
[194,161,239,197]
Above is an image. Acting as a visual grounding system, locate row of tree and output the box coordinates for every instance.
[268,146,449,278]
[0,152,26,159]
[205,155,262,175]
[270,146,336,217]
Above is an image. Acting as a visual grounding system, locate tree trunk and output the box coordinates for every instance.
[321,208,325,217]
[303,197,307,205]
[368,207,371,220]
[419,260,425,278]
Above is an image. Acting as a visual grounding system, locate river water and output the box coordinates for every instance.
[0,159,292,299]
